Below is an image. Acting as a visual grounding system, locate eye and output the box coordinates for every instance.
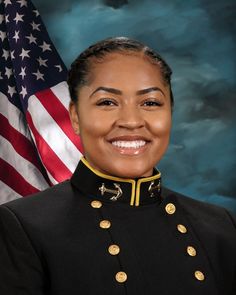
[96,98,117,106]
[142,99,163,107]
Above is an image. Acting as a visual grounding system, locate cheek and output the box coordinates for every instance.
[148,112,172,137]
[78,111,112,139]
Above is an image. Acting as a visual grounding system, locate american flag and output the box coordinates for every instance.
[0,0,83,204]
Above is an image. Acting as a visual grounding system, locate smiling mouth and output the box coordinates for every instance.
[111,140,146,149]
[108,138,150,155]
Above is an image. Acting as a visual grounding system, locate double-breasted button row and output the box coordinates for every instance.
[165,202,205,281]
[91,200,127,284]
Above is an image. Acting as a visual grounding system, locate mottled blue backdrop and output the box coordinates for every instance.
[34,0,236,213]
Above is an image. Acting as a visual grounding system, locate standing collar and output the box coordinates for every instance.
[71,157,162,207]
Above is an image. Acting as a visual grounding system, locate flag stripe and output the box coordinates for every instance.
[26,111,73,183]
[0,113,43,172]
[50,81,70,109]
[0,158,40,196]
[34,88,83,151]
[0,0,83,203]
[0,180,21,205]
[0,92,31,140]
[0,135,49,190]
[27,94,82,173]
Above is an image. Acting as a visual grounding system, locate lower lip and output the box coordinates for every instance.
[109,142,149,155]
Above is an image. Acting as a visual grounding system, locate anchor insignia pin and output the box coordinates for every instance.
[148,180,161,197]
[99,183,123,201]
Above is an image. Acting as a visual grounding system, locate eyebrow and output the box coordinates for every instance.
[136,87,165,96]
[89,86,165,98]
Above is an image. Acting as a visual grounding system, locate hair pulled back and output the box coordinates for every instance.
[68,37,173,107]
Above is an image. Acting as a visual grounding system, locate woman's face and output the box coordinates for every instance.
[69,52,172,178]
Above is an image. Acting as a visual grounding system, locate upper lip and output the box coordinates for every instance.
[107,135,151,142]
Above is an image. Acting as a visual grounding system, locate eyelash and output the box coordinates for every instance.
[142,100,162,107]
[96,99,117,106]
[96,98,163,107]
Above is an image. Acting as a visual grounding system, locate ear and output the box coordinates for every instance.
[69,101,80,135]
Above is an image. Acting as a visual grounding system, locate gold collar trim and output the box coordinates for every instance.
[81,157,161,206]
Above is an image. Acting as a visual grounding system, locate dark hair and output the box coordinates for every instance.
[68,37,174,107]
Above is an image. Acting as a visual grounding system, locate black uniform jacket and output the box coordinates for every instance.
[0,157,236,295]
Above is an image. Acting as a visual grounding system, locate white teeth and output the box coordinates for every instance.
[111,140,146,149]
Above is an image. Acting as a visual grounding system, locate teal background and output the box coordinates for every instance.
[34,0,236,213]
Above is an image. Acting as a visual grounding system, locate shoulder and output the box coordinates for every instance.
[162,188,236,292]
[162,186,236,222]
[1,180,72,209]
[162,187,236,240]
[0,180,78,228]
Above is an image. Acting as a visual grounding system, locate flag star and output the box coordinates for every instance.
[0,30,6,42]
[26,33,37,44]
[5,67,13,79]
[8,85,16,97]
[39,41,51,52]
[19,66,26,79]
[14,12,24,24]
[55,65,63,72]
[33,70,44,81]
[31,21,40,31]
[19,48,30,60]
[5,15,9,23]
[0,14,4,25]
[37,56,48,67]
[4,0,12,7]
[13,30,20,42]
[11,50,15,60]
[17,0,27,7]
[33,10,40,17]
[20,86,27,98]
[2,49,10,60]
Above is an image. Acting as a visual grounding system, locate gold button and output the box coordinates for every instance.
[187,246,197,257]
[108,244,120,255]
[165,203,176,214]
[177,224,187,233]
[194,270,205,281]
[115,271,127,283]
[99,220,111,229]
[91,200,102,208]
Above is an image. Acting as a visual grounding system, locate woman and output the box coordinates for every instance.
[0,37,235,295]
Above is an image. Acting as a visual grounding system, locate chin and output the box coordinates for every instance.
[104,161,154,179]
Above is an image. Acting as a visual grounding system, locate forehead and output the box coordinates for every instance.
[87,52,165,87]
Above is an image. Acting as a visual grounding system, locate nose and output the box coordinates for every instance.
[116,105,145,130]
